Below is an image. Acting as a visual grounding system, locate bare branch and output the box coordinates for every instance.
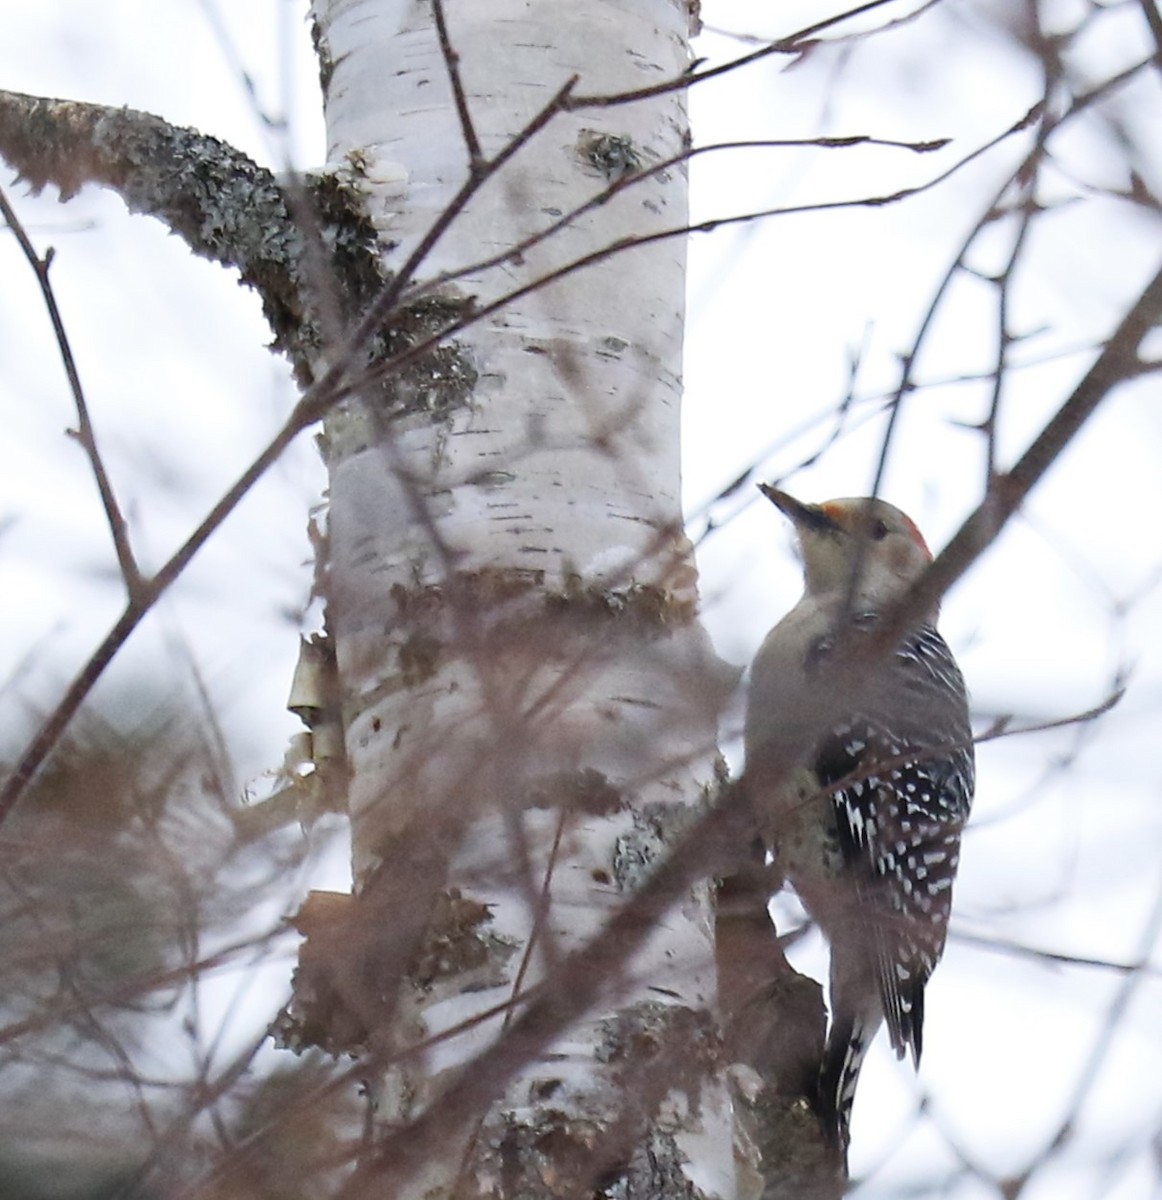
[0,184,142,599]
[432,0,483,171]
[400,132,952,307]
[333,113,1033,413]
[865,53,1154,504]
[0,409,303,823]
[1138,0,1162,67]
[570,0,921,109]
[951,929,1162,979]
[884,259,1162,648]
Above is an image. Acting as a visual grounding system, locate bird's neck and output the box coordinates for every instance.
[810,581,940,627]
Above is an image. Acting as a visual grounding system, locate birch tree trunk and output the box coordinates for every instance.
[304,0,733,1195]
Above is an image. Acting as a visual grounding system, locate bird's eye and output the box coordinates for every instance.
[870,519,890,541]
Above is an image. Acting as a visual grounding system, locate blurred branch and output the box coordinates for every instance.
[1140,0,1162,65]
[338,780,754,1197]
[884,259,1162,648]
[0,411,303,824]
[1001,870,1162,1198]
[193,0,288,136]
[572,0,912,108]
[0,924,292,1048]
[952,928,1162,979]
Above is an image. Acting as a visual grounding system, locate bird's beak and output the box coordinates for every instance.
[757,484,839,534]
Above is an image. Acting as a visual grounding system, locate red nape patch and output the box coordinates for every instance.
[900,512,931,559]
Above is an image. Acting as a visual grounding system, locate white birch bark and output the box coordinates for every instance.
[311,0,733,1194]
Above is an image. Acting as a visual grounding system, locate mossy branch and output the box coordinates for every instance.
[0,89,383,376]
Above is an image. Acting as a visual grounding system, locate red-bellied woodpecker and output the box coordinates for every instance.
[744,486,974,1167]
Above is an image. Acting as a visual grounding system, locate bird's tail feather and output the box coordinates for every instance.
[817,1010,875,1172]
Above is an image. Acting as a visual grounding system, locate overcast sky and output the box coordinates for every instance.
[2,2,1161,1196]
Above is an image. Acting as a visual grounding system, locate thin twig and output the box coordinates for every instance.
[0,409,302,823]
[864,99,1048,508]
[1015,871,1162,1194]
[865,53,1152,503]
[433,0,483,170]
[333,114,1032,410]
[569,0,914,109]
[878,259,1162,652]
[506,811,568,1024]
[397,132,951,306]
[703,0,943,50]
[951,928,1161,979]
[981,194,1038,480]
[0,184,142,599]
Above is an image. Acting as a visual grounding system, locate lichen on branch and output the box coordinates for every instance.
[0,89,384,380]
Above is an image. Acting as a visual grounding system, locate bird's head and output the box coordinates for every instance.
[759,485,933,604]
